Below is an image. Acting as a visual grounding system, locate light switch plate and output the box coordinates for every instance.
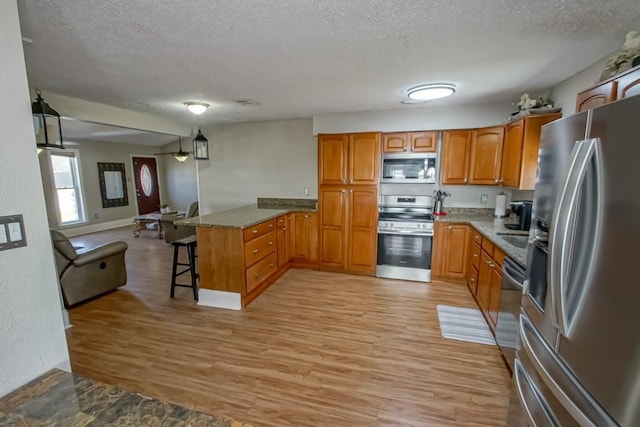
[0,214,26,251]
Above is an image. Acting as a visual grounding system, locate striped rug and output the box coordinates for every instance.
[436,305,496,346]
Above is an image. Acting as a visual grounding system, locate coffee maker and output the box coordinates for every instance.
[505,200,533,231]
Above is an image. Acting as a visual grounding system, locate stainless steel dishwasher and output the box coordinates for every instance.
[495,256,526,372]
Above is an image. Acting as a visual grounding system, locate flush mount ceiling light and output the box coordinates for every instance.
[406,83,456,101]
[184,101,209,115]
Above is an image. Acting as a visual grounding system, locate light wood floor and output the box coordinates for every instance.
[66,226,512,427]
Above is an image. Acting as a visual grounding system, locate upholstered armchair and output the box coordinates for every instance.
[163,201,199,243]
[50,229,128,306]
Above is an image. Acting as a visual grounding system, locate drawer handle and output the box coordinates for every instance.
[279,220,284,224]
[304,215,308,218]
[283,227,287,231]
[268,241,273,246]
[269,224,273,228]
[475,235,480,239]
[252,230,258,234]
[473,254,478,258]
[470,278,475,282]
[255,273,259,278]
[253,249,259,254]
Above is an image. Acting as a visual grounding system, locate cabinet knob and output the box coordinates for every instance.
[489,262,495,268]
[350,189,353,193]
[268,241,273,246]
[253,249,259,254]
[341,189,346,193]
[342,179,346,184]
[255,273,259,278]
[499,179,504,183]
[269,263,274,268]
[495,179,499,183]
[252,229,258,234]
[464,178,468,183]
[403,146,407,151]
[304,215,308,218]
[283,227,287,231]
[269,224,273,228]
[350,179,353,183]
[473,254,478,258]
[447,226,452,229]
[470,278,475,282]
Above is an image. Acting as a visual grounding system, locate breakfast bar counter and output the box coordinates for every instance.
[176,204,290,229]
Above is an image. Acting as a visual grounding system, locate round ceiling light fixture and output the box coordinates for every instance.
[406,83,456,101]
[184,101,209,115]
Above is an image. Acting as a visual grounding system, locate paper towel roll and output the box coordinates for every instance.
[495,194,507,218]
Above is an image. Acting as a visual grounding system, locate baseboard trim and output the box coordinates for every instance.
[60,218,133,237]
[197,289,242,310]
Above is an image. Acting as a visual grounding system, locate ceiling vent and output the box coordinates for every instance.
[234,99,260,107]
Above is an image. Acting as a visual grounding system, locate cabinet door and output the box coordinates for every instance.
[476,251,492,311]
[575,81,617,112]
[440,130,471,184]
[467,267,479,296]
[318,134,348,185]
[442,224,469,280]
[487,264,503,327]
[286,214,294,263]
[410,131,437,152]
[346,187,378,273]
[319,187,347,267]
[431,222,446,277]
[306,212,319,262]
[616,66,640,100]
[500,120,524,188]
[292,214,310,259]
[348,132,381,185]
[382,133,407,153]
[469,126,505,185]
[276,215,288,268]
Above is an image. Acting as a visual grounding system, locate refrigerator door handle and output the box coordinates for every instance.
[549,138,602,337]
[519,314,615,427]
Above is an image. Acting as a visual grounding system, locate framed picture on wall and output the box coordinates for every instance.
[98,162,129,208]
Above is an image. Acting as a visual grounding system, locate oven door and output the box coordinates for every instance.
[376,231,433,282]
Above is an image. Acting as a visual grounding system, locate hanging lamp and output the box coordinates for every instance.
[192,127,209,160]
[173,138,189,162]
[32,89,64,153]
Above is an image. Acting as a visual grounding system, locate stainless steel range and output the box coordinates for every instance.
[376,195,434,282]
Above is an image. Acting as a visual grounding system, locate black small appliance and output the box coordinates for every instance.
[505,200,533,231]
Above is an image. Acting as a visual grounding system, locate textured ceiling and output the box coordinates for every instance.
[18,0,640,125]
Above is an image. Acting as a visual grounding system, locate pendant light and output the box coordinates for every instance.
[192,127,209,160]
[32,89,64,153]
[174,138,189,162]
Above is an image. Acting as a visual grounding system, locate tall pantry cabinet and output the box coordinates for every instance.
[318,132,380,274]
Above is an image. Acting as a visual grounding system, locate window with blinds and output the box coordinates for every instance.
[49,150,86,225]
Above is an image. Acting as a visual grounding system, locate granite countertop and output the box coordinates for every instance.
[436,213,529,267]
[176,204,291,229]
[0,369,250,426]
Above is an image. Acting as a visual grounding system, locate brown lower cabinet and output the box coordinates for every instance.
[290,212,318,263]
[466,226,505,332]
[432,222,469,281]
[319,185,378,274]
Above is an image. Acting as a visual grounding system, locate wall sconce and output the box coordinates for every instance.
[192,127,209,160]
[32,89,64,153]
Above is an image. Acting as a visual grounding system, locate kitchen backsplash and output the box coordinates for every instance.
[444,207,495,216]
[257,197,318,211]
[379,183,513,208]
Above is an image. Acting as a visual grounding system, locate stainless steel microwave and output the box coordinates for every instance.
[381,153,437,184]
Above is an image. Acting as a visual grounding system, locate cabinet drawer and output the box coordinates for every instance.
[243,219,276,241]
[246,252,277,293]
[244,231,276,266]
[471,229,482,246]
[482,238,495,256]
[276,215,287,230]
[470,242,481,269]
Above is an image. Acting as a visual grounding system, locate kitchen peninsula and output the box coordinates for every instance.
[177,202,317,309]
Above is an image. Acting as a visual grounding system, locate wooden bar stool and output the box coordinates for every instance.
[170,235,198,301]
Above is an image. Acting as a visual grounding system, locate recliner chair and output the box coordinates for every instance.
[50,229,128,306]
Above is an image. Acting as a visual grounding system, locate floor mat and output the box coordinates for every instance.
[436,305,496,346]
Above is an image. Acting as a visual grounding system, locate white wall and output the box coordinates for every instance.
[198,119,316,214]
[551,56,609,116]
[0,0,70,397]
[313,101,515,134]
[158,140,198,211]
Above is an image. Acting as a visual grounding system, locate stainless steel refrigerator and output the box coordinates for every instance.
[508,94,640,426]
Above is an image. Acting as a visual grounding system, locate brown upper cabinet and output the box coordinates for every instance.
[440,130,472,184]
[500,114,561,189]
[576,64,640,112]
[441,127,505,185]
[318,132,381,185]
[468,126,505,185]
[382,131,437,153]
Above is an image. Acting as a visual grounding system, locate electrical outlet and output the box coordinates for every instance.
[93,213,99,219]
[480,194,488,204]
[304,188,309,196]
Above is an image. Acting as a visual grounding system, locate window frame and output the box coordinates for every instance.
[47,149,87,226]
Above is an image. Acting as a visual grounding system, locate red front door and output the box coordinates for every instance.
[132,157,161,214]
